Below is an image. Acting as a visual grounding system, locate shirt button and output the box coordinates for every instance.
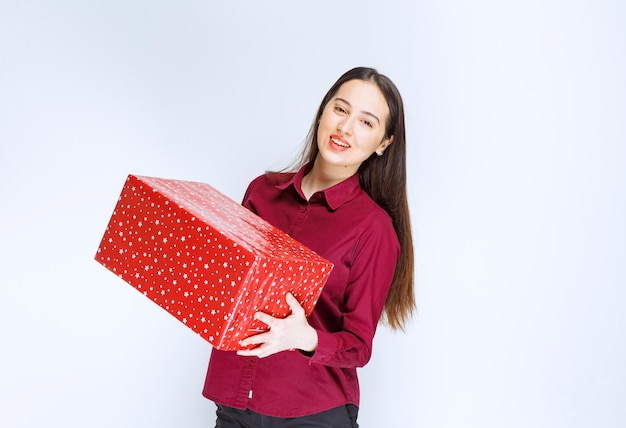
[248,359,255,366]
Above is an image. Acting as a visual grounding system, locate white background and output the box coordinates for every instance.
[1,1,625,427]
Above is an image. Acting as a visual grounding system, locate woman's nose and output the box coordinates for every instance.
[337,117,354,135]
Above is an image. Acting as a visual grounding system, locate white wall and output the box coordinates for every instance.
[1,1,624,427]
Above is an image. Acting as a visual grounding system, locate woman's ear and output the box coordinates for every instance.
[376,135,394,156]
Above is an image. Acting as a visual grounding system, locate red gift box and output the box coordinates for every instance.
[95,174,332,351]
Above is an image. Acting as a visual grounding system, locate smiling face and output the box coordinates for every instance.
[315,79,393,178]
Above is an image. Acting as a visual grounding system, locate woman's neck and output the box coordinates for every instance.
[301,160,356,200]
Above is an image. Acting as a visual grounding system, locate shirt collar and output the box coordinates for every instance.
[276,163,362,211]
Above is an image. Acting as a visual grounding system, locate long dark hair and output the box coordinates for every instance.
[293,67,415,330]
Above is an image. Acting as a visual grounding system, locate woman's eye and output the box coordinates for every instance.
[334,106,347,114]
[362,120,373,128]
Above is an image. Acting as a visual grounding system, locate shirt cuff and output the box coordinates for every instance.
[305,330,337,365]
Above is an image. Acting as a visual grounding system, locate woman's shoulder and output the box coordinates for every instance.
[354,190,393,223]
[244,171,296,196]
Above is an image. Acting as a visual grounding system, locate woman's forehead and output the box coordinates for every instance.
[332,80,389,116]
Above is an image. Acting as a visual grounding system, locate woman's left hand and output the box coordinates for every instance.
[236,293,318,358]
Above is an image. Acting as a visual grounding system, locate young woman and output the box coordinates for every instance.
[203,67,415,427]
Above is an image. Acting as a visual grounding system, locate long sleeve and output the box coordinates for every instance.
[309,215,400,368]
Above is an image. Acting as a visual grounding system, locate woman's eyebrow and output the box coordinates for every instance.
[334,97,381,125]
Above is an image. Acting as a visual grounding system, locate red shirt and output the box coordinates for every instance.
[202,164,400,417]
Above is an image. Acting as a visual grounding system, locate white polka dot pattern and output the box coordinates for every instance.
[95,174,333,350]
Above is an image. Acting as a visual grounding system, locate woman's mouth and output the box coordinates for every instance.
[330,135,350,149]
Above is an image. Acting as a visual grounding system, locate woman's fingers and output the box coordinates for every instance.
[236,292,313,357]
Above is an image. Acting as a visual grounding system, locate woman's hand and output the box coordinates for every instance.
[236,293,318,358]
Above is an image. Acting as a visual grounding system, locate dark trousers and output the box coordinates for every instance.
[215,404,359,428]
